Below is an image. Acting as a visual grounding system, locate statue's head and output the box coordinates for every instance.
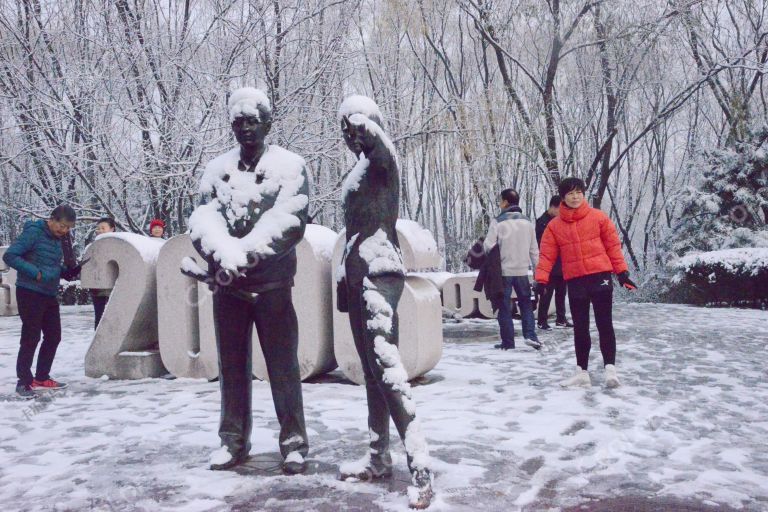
[229,87,272,149]
[338,95,384,157]
[340,114,379,158]
[339,94,384,156]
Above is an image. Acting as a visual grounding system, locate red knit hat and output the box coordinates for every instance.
[149,219,165,232]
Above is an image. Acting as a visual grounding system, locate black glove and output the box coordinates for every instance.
[534,282,548,295]
[60,265,81,282]
[60,257,90,281]
[617,271,637,290]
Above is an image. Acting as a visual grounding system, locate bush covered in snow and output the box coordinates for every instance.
[665,127,768,257]
[671,248,768,307]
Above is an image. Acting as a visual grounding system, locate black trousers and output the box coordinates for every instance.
[537,274,567,324]
[16,287,61,386]
[567,273,616,370]
[93,295,108,329]
[212,286,308,459]
[346,274,421,472]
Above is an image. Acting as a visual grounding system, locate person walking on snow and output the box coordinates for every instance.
[534,178,637,388]
[484,188,542,351]
[3,205,84,398]
[335,95,433,509]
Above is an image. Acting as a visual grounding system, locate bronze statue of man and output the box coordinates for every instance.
[186,87,310,475]
[336,95,434,509]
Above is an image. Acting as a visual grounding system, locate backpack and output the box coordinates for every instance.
[465,238,485,270]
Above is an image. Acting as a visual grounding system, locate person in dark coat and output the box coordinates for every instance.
[91,217,116,329]
[186,87,309,476]
[535,195,571,329]
[2,205,82,398]
[335,95,433,510]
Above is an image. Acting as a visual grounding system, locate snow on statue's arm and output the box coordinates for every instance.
[348,113,398,182]
[242,164,310,270]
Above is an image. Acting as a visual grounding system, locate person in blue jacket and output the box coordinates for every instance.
[2,204,82,398]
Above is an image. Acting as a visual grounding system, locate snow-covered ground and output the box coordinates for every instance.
[0,304,766,511]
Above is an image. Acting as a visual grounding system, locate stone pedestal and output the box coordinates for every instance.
[331,222,443,385]
[81,234,167,379]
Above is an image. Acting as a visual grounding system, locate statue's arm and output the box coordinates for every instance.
[246,165,310,268]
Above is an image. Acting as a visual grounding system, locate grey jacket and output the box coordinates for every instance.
[483,206,539,277]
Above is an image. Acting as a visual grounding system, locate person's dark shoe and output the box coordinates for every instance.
[537,322,552,331]
[208,446,248,470]
[494,343,514,350]
[31,378,67,391]
[282,451,307,475]
[408,468,434,509]
[339,452,393,481]
[555,320,573,328]
[524,338,542,350]
[15,383,36,400]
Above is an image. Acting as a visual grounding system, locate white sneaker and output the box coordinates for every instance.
[604,364,621,388]
[560,367,591,388]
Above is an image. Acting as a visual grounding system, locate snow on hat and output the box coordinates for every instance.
[228,87,271,123]
[338,95,384,127]
[149,219,165,231]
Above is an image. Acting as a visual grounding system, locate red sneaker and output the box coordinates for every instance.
[31,379,68,391]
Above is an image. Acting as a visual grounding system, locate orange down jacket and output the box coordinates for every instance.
[535,201,628,284]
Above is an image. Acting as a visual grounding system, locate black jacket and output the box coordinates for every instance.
[535,211,562,277]
[473,244,504,312]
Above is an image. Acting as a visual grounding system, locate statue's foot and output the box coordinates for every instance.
[338,452,393,481]
[208,446,248,471]
[407,468,434,510]
[282,451,307,475]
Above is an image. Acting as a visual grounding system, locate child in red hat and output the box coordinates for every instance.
[149,219,165,238]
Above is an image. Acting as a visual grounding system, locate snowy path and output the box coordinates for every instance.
[0,304,766,511]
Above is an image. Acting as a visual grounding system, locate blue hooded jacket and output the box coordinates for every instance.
[2,220,66,297]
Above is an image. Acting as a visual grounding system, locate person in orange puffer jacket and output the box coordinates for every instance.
[535,177,637,388]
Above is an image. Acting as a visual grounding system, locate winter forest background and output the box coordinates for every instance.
[1,0,767,292]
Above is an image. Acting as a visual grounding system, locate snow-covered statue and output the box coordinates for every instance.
[185,87,310,475]
[336,95,434,509]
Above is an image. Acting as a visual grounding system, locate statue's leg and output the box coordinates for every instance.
[212,290,254,459]
[347,281,391,468]
[253,287,308,459]
[361,276,430,476]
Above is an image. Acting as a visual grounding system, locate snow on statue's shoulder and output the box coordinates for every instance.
[342,155,369,201]
[258,144,306,182]
[96,232,165,263]
[198,147,240,195]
